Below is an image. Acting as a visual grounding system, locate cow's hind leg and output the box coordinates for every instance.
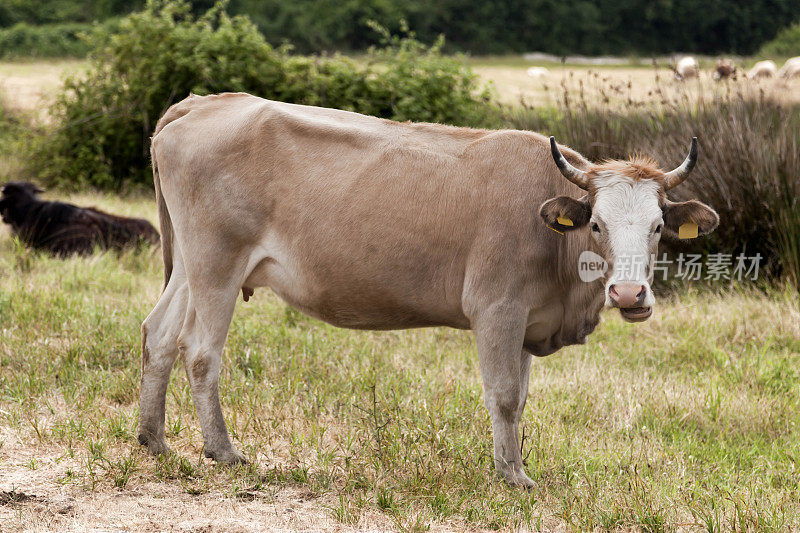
[178,273,244,465]
[474,304,535,488]
[138,270,189,455]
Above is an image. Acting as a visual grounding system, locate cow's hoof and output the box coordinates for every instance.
[499,468,536,490]
[137,433,171,456]
[512,472,536,490]
[204,446,247,466]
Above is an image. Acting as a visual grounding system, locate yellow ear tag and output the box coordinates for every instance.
[678,222,699,239]
[556,216,573,227]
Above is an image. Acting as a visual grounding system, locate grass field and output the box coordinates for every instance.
[1,59,800,531]
[2,193,800,532]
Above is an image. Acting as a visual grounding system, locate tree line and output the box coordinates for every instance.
[1,0,798,55]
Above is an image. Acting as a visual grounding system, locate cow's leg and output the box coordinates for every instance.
[517,349,533,464]
[474,305,534,488]
[138,269,189,456]
[178,275,244,465]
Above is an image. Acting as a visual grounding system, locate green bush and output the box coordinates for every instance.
[0,97,35,177]
[2,0,798,57]
[0,0,143,27]
[0,98,21,139]
[760,21,800,57]
[32,0,495,190]
[231,0,800,56]
[0,22,102,59]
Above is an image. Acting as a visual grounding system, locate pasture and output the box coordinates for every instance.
[2,194,800,531]
[1,60,800,531]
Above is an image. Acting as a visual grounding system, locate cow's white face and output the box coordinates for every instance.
[589,173,662,321]
[540,137,719,323]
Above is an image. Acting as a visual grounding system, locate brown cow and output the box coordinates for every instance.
[139,93,718,487]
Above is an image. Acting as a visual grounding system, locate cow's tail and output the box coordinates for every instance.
[150,95,201,291]
[151,143,173,291]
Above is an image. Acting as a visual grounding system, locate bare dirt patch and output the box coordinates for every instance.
[0,440,400,533]
[0,422,495,533]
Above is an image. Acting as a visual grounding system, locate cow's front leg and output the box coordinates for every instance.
[474,304,534,488]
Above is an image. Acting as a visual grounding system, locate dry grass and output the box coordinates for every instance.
[0,444,401,532]
[0,60,85,122]
[474,64,800,108]
[1,193,800,532]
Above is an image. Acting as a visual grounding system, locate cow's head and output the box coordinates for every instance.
[0,182,44,223]
[540,138,718,323]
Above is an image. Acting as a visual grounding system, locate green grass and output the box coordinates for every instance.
[1,192,800,530]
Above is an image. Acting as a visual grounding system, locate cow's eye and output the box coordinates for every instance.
[591,222,600,233]
[654,224,662,234]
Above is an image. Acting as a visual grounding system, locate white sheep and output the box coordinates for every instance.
[674,56,699,80]
[747,60,777,79]
[526,66,549,79]
[778,57,800,79]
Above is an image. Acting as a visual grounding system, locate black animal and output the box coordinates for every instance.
[0,182,160,256]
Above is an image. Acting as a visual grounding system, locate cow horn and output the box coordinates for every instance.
[664,137,698,190]
[550,137,589,190]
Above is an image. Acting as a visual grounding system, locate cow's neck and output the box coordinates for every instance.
[525,227,606,356]
[7,197,35,233]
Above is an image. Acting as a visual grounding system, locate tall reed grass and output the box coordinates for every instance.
[506,73,800,287]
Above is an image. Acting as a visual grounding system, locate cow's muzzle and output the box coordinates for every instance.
[618,306,652,322]
[609,283,652,322]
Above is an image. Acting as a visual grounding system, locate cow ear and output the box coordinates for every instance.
[539,196,591,232]
[663,199,719,237]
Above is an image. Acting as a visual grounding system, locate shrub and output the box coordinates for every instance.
[232,0,800,56]
[0,22,96,58]
[760,21,800,57]
[31,0,495,190]
[506,88,800,287]
[0,97,35,177]
[0,0,143,27]
[1,0,797,57]
[0,97,21,138]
